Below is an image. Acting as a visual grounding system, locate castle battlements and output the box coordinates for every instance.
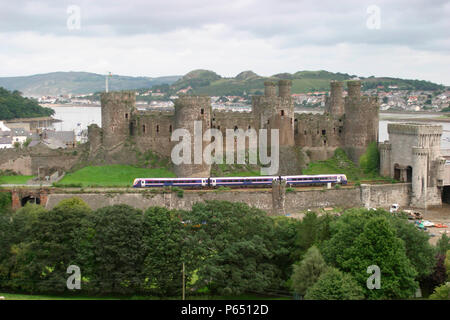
[93,80,380,176]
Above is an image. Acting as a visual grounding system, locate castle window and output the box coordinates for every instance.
[248,125,251,129]
[339,129,342,134]
[322,130,326,135]
[324,140,327,145]
[267,120,270,124]
[169,125,172,133]
[125,113,128,119]
[201,109,204,115]
[304,130,307,135]
[142,125,146,133]
[234,126,238,131]
[217,125,220,130]
[281,110,285,116]
[156,125,159,133]
[317,130,319,135]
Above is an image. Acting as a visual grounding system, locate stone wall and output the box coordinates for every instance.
[44,183,413,213]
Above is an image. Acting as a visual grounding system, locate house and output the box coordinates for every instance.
[41,130,76,148]
[11,128,29,145]
[0,136,12,149]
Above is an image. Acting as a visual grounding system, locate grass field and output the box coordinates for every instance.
[55,165,176,187]
[302,150,389,183]
[0,175,34,184]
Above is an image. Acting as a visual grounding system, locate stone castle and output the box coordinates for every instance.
[89,80,380,177]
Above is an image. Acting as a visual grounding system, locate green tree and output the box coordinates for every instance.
[436,234,450,255]
[4,198,91,293]
[184,201,279,296]
[446,250,450,281]
[141,207,189,296]
[429,283,450,300]
[294,211,334,259]
[343,217,418,299]
[304,268,364,300]
[90,204,146,294]
[291,246,328,296]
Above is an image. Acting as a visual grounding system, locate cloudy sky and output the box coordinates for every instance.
[0,0,449,84]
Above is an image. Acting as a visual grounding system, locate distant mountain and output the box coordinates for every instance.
[172,69,445,96]
[0,72,182,97]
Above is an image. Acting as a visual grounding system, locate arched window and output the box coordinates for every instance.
[142,125,146,133]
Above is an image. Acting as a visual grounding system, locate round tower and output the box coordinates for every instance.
[278,80,292,98]
[411,147,429,208]
[173,95,211,177]
[347,80,361,98]
[264,81,276,97]
[326,81,344,116]
[100,91,135,149]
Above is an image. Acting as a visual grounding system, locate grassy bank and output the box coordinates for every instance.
[302,149,390,183]
[55,165,176,188]
[0,175,34,184]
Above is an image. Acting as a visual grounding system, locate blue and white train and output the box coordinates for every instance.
[132,174,347,188]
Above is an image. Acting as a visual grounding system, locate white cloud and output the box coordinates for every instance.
[0,0,448,85]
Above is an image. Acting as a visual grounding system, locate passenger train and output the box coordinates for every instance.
[132,174,347,188]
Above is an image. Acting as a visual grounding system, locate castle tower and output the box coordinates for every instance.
[173,95,211,177]
[264,81,276,97]
[343,80,379,163]
[278,79,292,98]
[325,81,344,116]
[411,147,429,208]
[100,91,135,150]
[379,142,392,177]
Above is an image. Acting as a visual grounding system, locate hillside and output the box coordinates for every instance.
[172,69,445,96]
[0,72,182,97]
[0,87,54,120]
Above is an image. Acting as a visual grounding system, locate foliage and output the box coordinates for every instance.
[421,254,447,296]
[436,234,450,255]
[321,208,429,299]
[429,283,450,300]
[291,246,328,296]
[89,205,146,294]
[141,207,189,296]
[293,211,334,259]
[303,148,384,182]
[0,87,54,120]
[304,268,364,300]
[446,250,450,281]
[359,142,380,175]
[182,201,281,296]
[0,192,12,212]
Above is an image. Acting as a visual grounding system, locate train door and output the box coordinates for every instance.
[210,178,216,187]
[337,176,341,183]
[201,179,207,187]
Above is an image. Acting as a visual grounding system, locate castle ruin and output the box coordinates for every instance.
[90,80,380,177]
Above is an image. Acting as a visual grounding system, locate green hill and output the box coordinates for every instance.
[171,69,445,96]
[0,87,54,120]
[0,72,182,97]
